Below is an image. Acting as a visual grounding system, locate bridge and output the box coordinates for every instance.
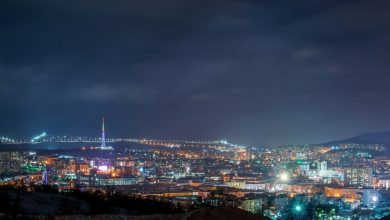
[0,135,245,149]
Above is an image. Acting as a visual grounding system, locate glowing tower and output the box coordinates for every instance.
[101,117,106,148]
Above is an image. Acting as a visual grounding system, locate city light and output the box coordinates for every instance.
[280,173,289,181]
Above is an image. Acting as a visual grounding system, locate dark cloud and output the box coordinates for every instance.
[0,0,390,145]
[69,83,159,104]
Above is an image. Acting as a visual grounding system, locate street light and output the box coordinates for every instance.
[280,173,289,181]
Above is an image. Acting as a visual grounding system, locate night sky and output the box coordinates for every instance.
[1,0,390,145]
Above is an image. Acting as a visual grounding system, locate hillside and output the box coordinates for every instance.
[0,207,268,220]
[324,132,390,145]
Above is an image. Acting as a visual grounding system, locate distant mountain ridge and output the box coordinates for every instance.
[324,132,390,145]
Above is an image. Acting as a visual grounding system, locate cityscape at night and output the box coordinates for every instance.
[1,0,390,219]
[1,119,390,219]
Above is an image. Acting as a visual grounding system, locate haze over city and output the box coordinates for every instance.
[1,0,390,145]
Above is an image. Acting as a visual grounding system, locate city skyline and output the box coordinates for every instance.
[1,1,390,145]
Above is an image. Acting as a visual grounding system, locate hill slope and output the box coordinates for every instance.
[324,132,390,145]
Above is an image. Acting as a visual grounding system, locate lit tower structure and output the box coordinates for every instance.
[99,117,113,151]
[101,117,106,149]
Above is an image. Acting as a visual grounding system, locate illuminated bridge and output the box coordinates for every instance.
[0,135,245,149]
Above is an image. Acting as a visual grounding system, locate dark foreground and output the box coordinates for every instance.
[0,207,266,220]
[0,187,267,220]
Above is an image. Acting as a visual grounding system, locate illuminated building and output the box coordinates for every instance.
[299,162,310,176]
[98,164,109,174]
[116,160,135,167]
[274,195,289,212]
[288,184,322,196]
[98,177,138,186]
[246,147,252,161]
[378,177,390,189]
[362,188,379,208]
[317,161,327,176]
[325,187,362,202]
[225,180,246,189]
[312,192,326,205]
[79,163,90,175]
[69,159,77,172]
[44,157,57,165]
[240,198,263,214]
[42,170,48,185]
[344,167,372,187]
